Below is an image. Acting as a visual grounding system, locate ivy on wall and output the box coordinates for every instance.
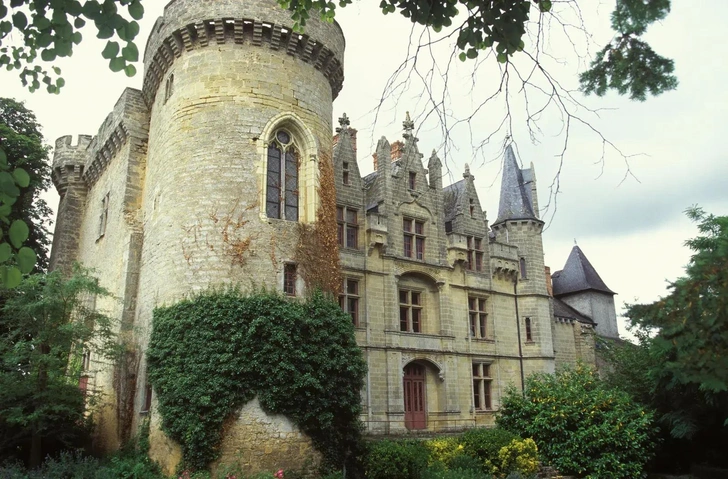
[146,289,367,471]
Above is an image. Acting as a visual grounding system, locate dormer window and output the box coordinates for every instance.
[343,162,350,185]
[409,171,416,190]
[403,218,425,260]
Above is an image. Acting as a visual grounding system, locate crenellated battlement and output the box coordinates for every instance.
[141,17,345,106]
[52,135,92,194]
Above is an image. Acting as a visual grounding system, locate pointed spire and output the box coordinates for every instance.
[552,246,615,296]
[428,149,441,168]
[428,149,442,189]
[402,111,418,143]
[495,145,537,224]
[463,163,473,180]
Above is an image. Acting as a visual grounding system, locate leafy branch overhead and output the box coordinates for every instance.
[282,0,677,100]
[0,0,144,93]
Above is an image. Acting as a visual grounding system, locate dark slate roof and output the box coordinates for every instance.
[443,179,465,222]
[495,145,537,224]
[552,246,616,296]
[552,297,594,324]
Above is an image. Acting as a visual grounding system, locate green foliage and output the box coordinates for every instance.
[0,0,143,93]
[364,439,429,479]
[147,290,367,471]
[421,465,493,479]
[446,454,484,474]
[281,0,676,101]
[496,439,538,478]
[0,267,121,465]
[460,428,518,474]
[606,207,728,468]
[497,364,656,478]
[424,437,465,468]
[0,98,52,275]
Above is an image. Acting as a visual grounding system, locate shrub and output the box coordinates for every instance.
[421,465,492,479]
[425,437,465,468]
[447,454,484,473]
[364,440,429,479]
[497,439,538,477]
[460,428,519,474]
[497,364,657,478]
[147,290,367,471]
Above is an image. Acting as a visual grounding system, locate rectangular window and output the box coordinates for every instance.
[79,375,89,398]
[472,363,492,410]
[466,236,484,272]
[98,193,109,238]
[339,278,360,326]
[525,317,533,342]
[403,218,425,260]
[337,206,358,249]
[284,263,297,296]
[141,383,153,413]
[520,257,527,279]
[468,297,488,338]
[399,289,422,333]
[409,171,416,190]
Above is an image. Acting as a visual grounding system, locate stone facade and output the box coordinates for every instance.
[49,0,619,474]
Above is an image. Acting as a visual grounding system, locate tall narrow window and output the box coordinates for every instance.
[399,289,422,333]
[468,297,488,338]
[466,236,484,272]
[98,193,109,238]
[141,383,153,413]
[343,162,350,185]
[469,198,475,217]
[403,218,425,260]
[339,278,360,326]
[79,375,89,398]
[164,74,174,103]
[409,171,416,190]
[519,257,527,279]
[283,263,297,296]
[525,317,533,342]
[472,363,492,410]
[337,206,358,249]
[266,130,299,221]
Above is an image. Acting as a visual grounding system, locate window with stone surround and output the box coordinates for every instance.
[525,317,533,342]
[164,74,174,103]
[409,171,417,190]
[339,278,360,326]
[468,297,488,338]
[283,263,297,296]
[399,289,423,333]
[472,362,492,410]
[343,162,350,185]
[466,236,484,272]
[266,129,299,221]
[141,382,153,413]
[98,192,109,239]
[403,218,425,260]
[337,206,358,249]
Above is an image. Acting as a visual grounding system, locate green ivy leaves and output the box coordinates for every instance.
[147,290,367,471]
[0,146,35,287]
[0,0,143,93]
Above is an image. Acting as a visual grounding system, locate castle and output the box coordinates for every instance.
[49,0,619,473]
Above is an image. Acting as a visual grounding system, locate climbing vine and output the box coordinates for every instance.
[146,289,366,471]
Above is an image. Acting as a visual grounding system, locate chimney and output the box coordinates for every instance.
[545,266,553,296]
[390,140,404,160]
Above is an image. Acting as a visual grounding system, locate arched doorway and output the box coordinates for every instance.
[403,363,426,430]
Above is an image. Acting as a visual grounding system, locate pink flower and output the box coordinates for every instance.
[275,469,284,479]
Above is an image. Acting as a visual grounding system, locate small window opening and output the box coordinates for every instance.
[520,257,527,279]
[284,263,297,296]
[525,317,533,342]
[409,171,416,190]
[469,198,475,217]
[98,193,109,239]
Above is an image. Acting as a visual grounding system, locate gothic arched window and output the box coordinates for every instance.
[266,129,299,221]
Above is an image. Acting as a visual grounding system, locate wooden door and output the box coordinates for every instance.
[403,363,426,430]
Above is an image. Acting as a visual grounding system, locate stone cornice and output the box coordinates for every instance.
[142,18,344,106]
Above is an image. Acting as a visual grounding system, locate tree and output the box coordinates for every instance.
[0,267,120,467]
[0,98,52,273]
[609,207,728,468]
[0,0,144,94]
[497,364,657,478]
[284,0,676,102]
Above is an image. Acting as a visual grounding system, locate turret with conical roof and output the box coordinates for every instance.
[552,245,619,338]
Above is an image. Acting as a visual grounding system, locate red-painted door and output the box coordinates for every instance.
[403,363,426,430]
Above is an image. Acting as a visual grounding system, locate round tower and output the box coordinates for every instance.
[49,134,92,274]
[136,0,345,303]
[134,2,345,472]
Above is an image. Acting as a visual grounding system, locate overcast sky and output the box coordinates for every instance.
[3,0,727,339]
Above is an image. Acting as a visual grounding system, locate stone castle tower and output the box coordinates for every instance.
[49,0,619,474]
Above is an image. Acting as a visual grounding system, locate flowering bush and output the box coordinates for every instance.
[425,437,465,468]
[497,439,539,477]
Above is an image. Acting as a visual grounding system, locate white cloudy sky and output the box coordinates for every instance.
[3,0,727,338]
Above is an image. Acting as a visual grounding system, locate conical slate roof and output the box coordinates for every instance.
[495,145,537,223]
[552,246,615,296]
